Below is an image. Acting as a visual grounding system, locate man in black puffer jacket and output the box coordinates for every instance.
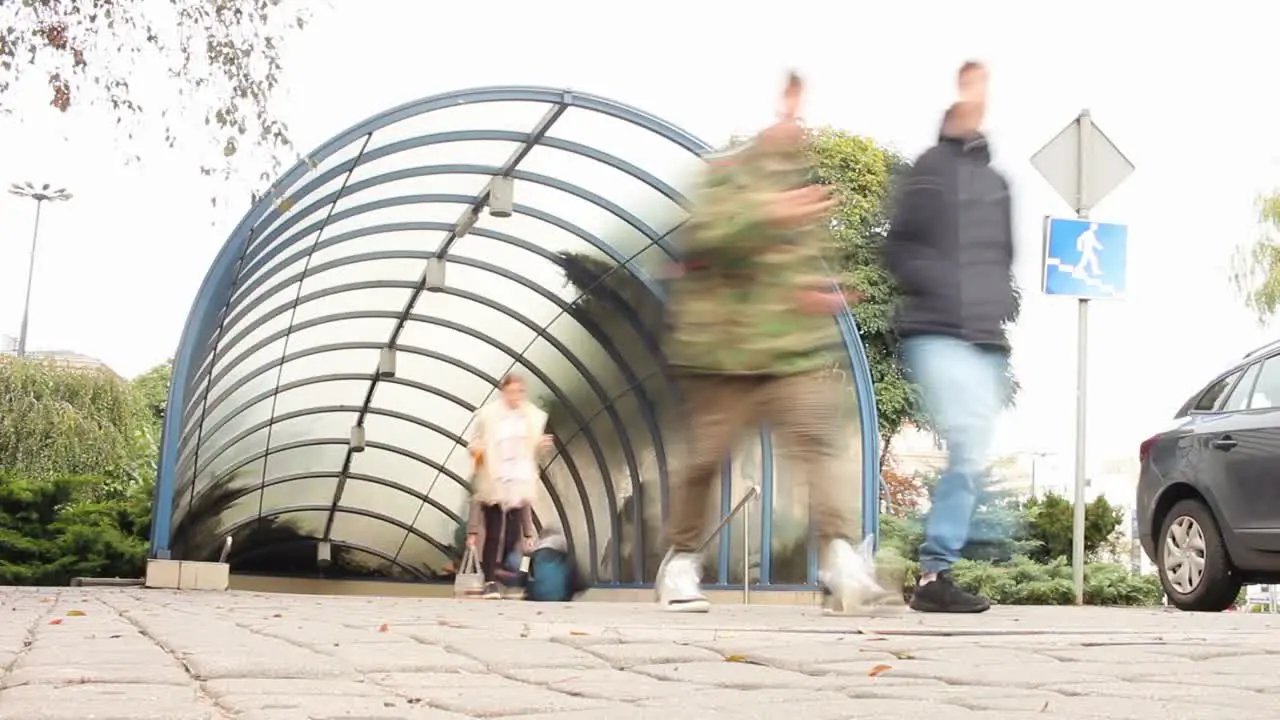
[884,61,1016,614]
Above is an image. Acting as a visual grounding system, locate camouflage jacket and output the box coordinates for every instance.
[664,141,841,376]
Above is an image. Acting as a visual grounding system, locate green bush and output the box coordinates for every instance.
[876,472,1161,606]
[0,473,151,584]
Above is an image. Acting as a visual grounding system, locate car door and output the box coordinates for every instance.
[1209,354,1280,551]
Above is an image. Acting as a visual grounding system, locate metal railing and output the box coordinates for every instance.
[695,485,760,604]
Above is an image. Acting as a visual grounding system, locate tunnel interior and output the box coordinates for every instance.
[151,86,881,588]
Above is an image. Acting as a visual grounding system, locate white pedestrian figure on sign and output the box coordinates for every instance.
[1074,222,1103,279]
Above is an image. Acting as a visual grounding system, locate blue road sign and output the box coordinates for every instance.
[1041,217,1128,299]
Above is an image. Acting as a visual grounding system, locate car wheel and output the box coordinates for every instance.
[1157,498,1241,612]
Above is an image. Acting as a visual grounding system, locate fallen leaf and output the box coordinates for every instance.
[38,597,52,604]
[724,655,749,663]
[378,623,389,633]
[48,618,63,625]
[272,613,283,618]
[890,651,914,660]
[868,664,893,677]
[65,610,86,617]
[1040,701,1051,712]
[569,630,588,636]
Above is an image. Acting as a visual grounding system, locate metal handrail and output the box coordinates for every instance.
[695,485,759,604]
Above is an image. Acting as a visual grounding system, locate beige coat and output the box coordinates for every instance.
[466,399,548,508]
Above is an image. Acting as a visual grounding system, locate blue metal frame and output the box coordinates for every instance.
[152,85,882,588]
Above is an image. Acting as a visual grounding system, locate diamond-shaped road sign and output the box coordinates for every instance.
[1031,111,1135,214]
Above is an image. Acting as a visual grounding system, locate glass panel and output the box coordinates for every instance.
[205,336,288,422]
[230,232,316,313]
[194,425,268,499]
[519,331,605,426]
[1224,363,1261,413]
[263,444,348,487]
[1250,358,1280,409]
[214,488,268,536]
[219,277,303,356]
[359,412,458,493]
[237,509,328,549]
[389,350,493,410]
[428,259,561,338]
[397,318,512,383]
[192,393,274,476]
[347,140,523,194]
[348,446,438,496]
[543,105,704,198]
[328,510,408,559]
[284,316,397,356]
[395,528,454,579]
[310,227,448,269]
[333,544,399,579]
[272,378,369,417]
[364,99,554,152]
[518,144,673,235]
[279,347,379,387]
[370,379,474,441]
[407,266,542,353]
[452,227,603,303]
[1194,371,1241,412]
[291,285,415,329]
[260,476,341,515]
[423,476,470,530]
[335,478,423,528]
[248,137,372,257]
[266,411,359,452]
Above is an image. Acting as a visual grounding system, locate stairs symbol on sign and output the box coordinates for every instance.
[1045,257,1117,296]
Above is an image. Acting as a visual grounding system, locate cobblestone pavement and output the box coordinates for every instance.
[3,588,1280,719]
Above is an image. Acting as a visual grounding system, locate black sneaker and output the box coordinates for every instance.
[481,581,502,600]
[909,571,991,613]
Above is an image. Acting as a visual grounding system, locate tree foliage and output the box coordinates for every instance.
[1233,189,1280,323]
[0,0,308,182]
[0,358,168,584]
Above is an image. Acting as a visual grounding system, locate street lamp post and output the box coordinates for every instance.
[8,182,72,358]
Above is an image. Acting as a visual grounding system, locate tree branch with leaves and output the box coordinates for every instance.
[0,0,309,187]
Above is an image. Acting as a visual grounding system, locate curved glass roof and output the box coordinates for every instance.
[151,86,880,586]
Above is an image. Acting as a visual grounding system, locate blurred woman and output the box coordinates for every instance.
[465,372,551,599]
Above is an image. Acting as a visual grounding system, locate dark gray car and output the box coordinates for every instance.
[1137,340,1280,612]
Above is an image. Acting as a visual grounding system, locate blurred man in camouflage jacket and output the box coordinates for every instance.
[657,74,890,614]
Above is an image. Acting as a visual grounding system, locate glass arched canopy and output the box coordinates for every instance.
[151,86,881,587]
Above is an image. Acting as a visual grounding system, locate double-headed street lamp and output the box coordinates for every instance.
[8,182,72,358]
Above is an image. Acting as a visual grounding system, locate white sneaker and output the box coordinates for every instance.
[656,549,710,613]
[821,536,901,616]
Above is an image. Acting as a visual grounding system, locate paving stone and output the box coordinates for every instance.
[630,660,844,690]
[0,683,214,720]
[979,693,1276,720]
[320,641,486,673]
[183,650,355,680]
[0,663,192,688]
[501,667,700,702]
[203,678,386,697]
[366,671,608,715]
[448,640,607,670]
[214,692,430,716]
[819,659,1115,688]
[1043,680,1268,709]
[581,641,722,667]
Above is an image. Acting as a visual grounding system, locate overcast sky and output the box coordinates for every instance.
[1,0,1277,475]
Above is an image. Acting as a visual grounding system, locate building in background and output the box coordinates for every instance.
[0,333,116,376]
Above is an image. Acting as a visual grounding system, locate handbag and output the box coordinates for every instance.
[453,546,484,598]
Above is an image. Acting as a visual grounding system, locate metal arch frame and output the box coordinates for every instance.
[226,536,433,582]
[155,86,701,560]
[154,85,882,588]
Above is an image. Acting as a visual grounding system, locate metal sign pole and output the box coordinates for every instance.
[1071,110,1092,606]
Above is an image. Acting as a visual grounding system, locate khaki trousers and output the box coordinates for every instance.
[665,370,856,552]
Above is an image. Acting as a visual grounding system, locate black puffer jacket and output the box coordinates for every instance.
[884,133,1015,347]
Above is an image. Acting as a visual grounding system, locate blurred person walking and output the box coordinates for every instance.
[884,61,1015,613]
[466,372,553,600]
[656,72,891,614]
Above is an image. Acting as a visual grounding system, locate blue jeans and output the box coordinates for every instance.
[901,335,1007,574]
